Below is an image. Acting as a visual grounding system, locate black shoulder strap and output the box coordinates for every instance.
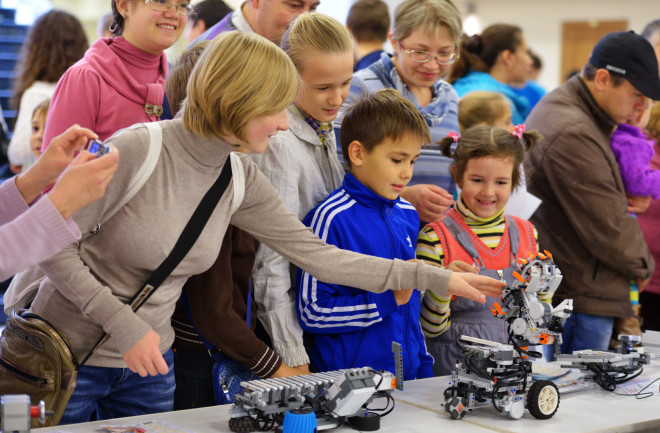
[79,156,234,367]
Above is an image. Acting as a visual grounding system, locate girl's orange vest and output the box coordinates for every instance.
[428,208,537,271]
[423,208,538,376]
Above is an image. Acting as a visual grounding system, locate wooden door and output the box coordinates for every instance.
[561,20,628,83]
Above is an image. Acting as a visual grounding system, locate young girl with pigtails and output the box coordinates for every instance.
[416,125,549,376]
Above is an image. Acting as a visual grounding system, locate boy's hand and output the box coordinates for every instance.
[447,272,505,303]
[400,184,453,223]
[271,363,309,378]
[393,288,414,306]
[446,260,478,274]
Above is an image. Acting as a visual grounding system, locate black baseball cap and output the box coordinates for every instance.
[589,31,660,100]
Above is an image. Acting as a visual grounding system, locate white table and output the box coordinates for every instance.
[36,361,660,433]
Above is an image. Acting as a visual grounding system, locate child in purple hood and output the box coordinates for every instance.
[609,101,657,348]
[611,103,660,200]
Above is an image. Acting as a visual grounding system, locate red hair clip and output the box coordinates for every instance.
[513,124,525,140]
[447,132,459,142]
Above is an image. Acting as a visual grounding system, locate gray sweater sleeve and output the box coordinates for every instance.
[231,156,452,297]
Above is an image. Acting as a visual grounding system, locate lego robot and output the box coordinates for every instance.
[443,336,560,420]
[556,335,657,392]
[491,251,573,351]
[227,343,404,432]
[443,252,570,420]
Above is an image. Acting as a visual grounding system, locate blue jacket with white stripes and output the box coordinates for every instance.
[295,173,434,379]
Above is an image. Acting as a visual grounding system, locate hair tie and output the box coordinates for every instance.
[447,132,459,143]
[512,124,525,140]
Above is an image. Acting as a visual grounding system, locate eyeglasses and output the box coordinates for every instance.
[398,41,459,65]
[135,0,194,16]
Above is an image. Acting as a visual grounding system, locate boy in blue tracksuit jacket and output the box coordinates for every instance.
[295,89,434,380]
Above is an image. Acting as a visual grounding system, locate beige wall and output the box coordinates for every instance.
[49,0,660,89]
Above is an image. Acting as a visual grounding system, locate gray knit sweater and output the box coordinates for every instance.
[33,119,451,367]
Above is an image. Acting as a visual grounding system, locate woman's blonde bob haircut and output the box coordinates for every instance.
[183,31,300,141]
[392,0,462,46]
[281,12,353,73]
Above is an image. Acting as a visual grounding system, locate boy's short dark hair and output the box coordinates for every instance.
[340,89,430,169]
[346,0,390,43]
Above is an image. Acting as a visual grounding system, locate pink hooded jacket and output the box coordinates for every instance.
[43,36,168,146]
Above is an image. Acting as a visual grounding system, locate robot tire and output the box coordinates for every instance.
[228,416,258,433]
[526,380,560,419]
[445,396,468,420]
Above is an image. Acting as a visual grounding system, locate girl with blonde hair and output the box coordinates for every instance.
[251,12,354,372]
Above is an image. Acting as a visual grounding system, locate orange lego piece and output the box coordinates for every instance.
[539,333,554,345]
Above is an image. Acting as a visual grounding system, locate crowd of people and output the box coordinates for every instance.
[1,0,660,425]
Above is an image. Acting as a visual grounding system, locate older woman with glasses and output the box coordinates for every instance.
[42,0,193,148]
[335,0,463,221]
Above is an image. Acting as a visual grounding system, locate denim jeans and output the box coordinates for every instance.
[560,312,614,354]
[60,349,175,425]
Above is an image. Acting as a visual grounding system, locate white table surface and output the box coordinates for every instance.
[394,364,660,433]
[36,361,660,433]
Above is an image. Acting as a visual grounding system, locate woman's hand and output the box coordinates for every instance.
[15,125,99,203]
[447,272,505,303]
[400,184,454,223]
[47,147,119,219]
[123,330,169,377]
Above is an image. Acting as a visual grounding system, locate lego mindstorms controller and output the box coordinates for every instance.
[228,343,404,432]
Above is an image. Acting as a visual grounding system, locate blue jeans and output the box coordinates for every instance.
[60,349,175,425]
[560,312,614,354]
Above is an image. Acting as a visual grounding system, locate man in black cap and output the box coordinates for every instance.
[525,31,659,354]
